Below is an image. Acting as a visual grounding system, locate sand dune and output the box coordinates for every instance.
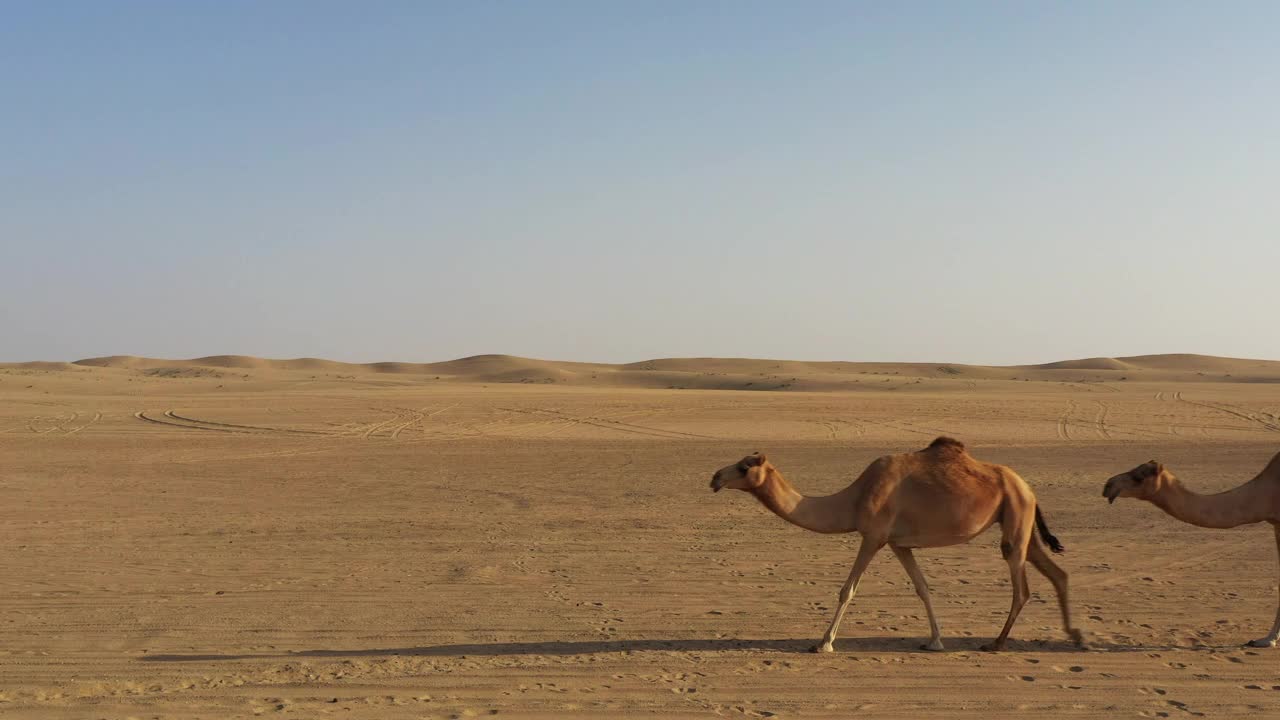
[34,352,1280,391]
[1028,357,1136,371]
[73,354,351,372]
[4,360,86,372]
[1116,353,1280,371]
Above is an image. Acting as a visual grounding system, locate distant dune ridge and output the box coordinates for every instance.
[0,352,1273,390]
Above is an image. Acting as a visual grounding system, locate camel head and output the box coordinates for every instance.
[1102,460,1171,504]
[710,452,771,493]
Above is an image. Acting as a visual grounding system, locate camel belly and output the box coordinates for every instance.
[889,525,993,549]
[886,503,1001,549]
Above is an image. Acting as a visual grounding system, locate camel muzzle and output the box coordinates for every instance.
[710,474,726,493]
[1102,482,1119,504]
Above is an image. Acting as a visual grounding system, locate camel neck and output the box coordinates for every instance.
[748,469,858,534]
[1150,478,1270,529]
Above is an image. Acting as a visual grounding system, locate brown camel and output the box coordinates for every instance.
[710,437,1083,652]
[1102,451,1280,648]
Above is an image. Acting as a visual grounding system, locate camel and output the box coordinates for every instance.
[1102,451,1280,648]
[710,437,1084,652]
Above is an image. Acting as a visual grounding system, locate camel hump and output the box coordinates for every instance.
[925,436,966,453]
[1263,449,1280,477]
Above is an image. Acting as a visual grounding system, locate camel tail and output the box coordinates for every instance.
[1035,506,1065,554]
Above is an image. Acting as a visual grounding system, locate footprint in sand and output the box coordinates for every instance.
[1164,699,1205,717]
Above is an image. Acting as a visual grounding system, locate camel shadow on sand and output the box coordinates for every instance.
[139,636,1154,663]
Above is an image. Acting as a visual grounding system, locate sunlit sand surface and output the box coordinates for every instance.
[4,354,1280,717]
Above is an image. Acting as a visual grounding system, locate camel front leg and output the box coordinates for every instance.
[891,546,944,651]
[812,536,883,653]
[1248,524,1280,648]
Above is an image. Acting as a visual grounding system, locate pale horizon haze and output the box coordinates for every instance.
[3,2,1278,365]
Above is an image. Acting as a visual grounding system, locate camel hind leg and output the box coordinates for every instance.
[1027,539,1086,648]
[1247,523,1280,648]
[981,507,1033,652]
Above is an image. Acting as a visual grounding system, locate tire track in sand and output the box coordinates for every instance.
[165,411,329,436]
[1092,400,1114,439]
[385,404,460,439]
[28,412,78,434]
[810,421,839,440]
[387,408,426,440]
[1058,399,1162,441]
[361,409,409,439]
[1167,391,1210,438]
[857,416,956,439]
[498,407,714,440]
[135,411,241,433]
[1176,394,1280,434]
[1056,400,1077,440]
[64,412,102,435]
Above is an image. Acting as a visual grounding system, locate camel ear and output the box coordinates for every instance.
[744,453,765,467]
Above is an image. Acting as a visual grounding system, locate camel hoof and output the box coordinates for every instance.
[979,642,1003,652]
[1069,630,1088,650]
[1246,638,1277,648]
[920,641,945,652]
[810,643,834,654]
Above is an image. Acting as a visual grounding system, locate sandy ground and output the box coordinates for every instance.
[4,357,1280,718]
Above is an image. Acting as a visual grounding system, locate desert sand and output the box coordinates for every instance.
[4,353,1280,718]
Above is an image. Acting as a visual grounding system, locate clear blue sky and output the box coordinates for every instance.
[3,2,1277,364]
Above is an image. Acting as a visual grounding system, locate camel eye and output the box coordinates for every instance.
[737,463,748,474]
